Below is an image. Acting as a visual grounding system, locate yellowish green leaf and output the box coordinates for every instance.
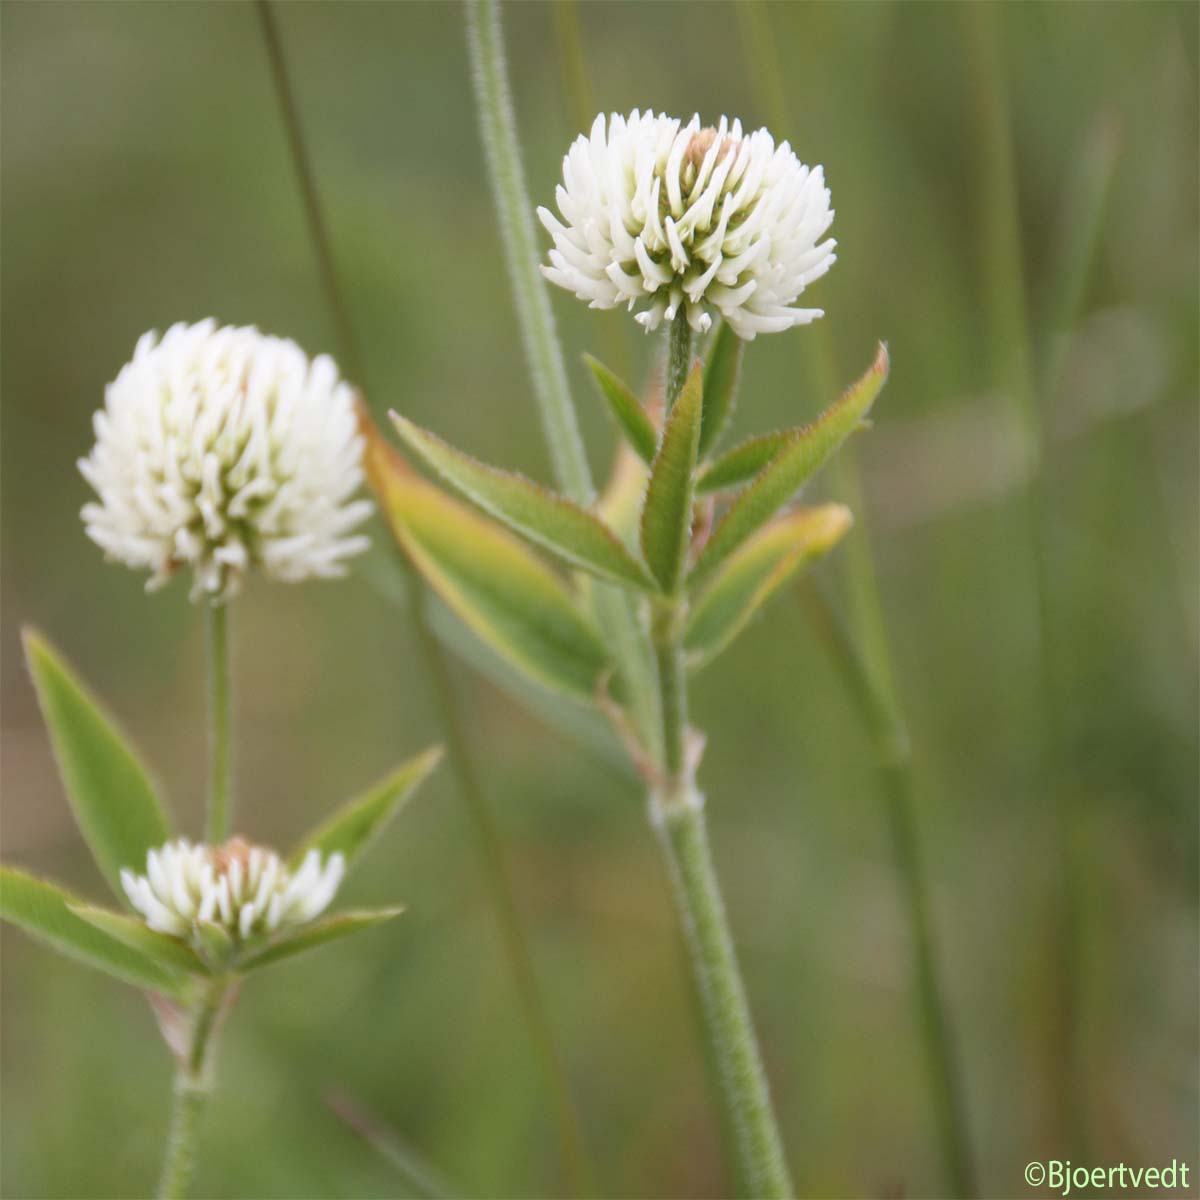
[390,414,656,591]
[686,505,853,667]
[364,419,614,699]
[689,343,888,589]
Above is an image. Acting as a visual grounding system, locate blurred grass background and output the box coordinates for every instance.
[2,2,1197,1197]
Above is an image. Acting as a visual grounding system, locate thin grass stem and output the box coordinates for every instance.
[737,3,977,1193]
[203,604,233,844]
[967,8,1119,1158]
[255,6,594,1194]
[464,0,660,758]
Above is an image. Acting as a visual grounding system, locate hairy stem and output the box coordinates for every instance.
[648,326,792,1198]
[203,604,232,845]
[158,980,228,1199]
[464,0,660,758]
[465,0,591,505]
[255,5,592,1193]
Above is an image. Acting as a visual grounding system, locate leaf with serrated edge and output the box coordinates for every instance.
[640,362,704,592]
[584,355,657,465]
[364,421,612,700]
[697,430,790,495]
[69,903,208,974]
[24,630,171,900]
[1,867,185,994]
[290,749,442,872]
[698,322,745,458]
[237,908,403,972]
[390,414,657,591]
[689,343,889,589]
[686,505,853,667]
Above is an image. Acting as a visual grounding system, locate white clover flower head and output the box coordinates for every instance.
[539,111,836,340]
[120,837,344,942]
[79,319,372,602]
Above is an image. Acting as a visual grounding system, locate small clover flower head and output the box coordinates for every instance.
[120,838,344,942]
[538,111,836,340]
[79,319,372,602]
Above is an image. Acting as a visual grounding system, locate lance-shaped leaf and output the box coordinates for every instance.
[1,867,185,994]
[68,902,208,975]
[24,630,171,899]
[390,414,657,591]
[364,423,612,700]
[236,908,403,972]
[291,748,443,872]
[640,362,704,592]
[697,430,790,495]
[685,505,853,668]
[583,355,657,465]
[699,321,745,458]
[689,343,889,589]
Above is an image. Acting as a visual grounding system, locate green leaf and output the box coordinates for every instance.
[291,748,443,872]
[68,902,208,975]
[390,414,657,591]
[24,630,171,898]
[583,355,657,465]
[237,908,403,972]
[639,362,704,592]
[364,424,612,700]
[696,431,790,495]
[689,343,889,589]
[685,505,853,667]
[1,867,185,994]
[699,321,745,458]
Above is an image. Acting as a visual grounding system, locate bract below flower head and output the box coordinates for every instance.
[79,319,372,602]
[538,110,836,339]
[120,838,344,942]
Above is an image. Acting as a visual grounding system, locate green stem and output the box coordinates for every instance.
[203,603,232,844]
[255,6,593,1193]
[651,796,792,1200]
[465,0,592,506]
[465,0,659,758]
[158,980,228,1199]
[648,327,792,1198]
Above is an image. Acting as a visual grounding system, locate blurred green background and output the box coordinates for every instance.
[2,2,1197,1198]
